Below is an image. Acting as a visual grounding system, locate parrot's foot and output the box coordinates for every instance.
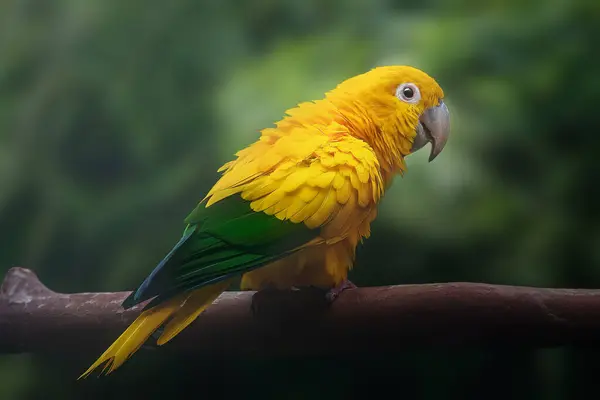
[325,279,357,303]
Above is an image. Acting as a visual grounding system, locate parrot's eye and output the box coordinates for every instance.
[396,83,421,104]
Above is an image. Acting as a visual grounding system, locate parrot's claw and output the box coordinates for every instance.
[325,279,357,303]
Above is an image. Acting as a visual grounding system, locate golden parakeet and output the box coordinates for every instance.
[79,65,450,378]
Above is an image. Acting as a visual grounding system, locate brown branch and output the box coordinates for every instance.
[1,267,600,358]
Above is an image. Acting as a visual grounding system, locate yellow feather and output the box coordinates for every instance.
[275,208,288,220]
[325,246,340,276]
[252,188,286,212]
[336,179,352,204]
[371,179,379,202]
[320,154,336,168]
[305,188,338,228]
[280,168,313,193]
[339,166,353,177]
[333,151,352,166]
[291,189,328,224]
[308,170,336,189]
[157,280,232,345]
[209,161,259,191]
[333,141,346,152]
[217,160,234,173]
[285,197,308,220]
[240,177,280,201]
[355,163,370,183]
[206,187,240,207]
[285,184,323,220]
[325,244,352,283]
[270,161,296,180]
[349,171,361,191]
[358,209,376,239]
[257,152,283,171]
[357,182,372,207]
[271,193,295,215]
[332,173,345,189]
[297,185,320,203]
[249,198,266,213]
[79,281,232,379]
[329,192,359,237]
[78,295,185,379]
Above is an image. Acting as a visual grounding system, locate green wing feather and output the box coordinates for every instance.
[122,195,317,310]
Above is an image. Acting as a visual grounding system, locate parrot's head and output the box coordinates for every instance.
[328,65,450,169]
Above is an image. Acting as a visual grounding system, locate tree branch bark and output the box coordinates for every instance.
[1,267,600,357]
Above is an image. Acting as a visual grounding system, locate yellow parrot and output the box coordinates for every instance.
[79,65,450,378]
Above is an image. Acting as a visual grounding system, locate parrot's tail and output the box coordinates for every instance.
[78,279,232,379]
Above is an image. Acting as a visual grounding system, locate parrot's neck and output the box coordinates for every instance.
[332,101,414,184]
[273,96,414,185]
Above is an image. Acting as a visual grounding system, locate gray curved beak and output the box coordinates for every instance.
[418,101,450,162]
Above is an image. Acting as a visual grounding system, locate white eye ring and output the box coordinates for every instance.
[395,83,421,104]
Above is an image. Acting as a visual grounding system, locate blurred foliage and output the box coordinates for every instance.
[1,0,599,399]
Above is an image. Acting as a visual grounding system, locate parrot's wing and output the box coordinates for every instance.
[122,194,318,310]
[123,130,384,311]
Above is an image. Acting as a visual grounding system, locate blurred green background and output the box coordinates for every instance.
[1,0,600,399]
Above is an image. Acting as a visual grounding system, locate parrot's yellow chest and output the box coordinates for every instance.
[240,206,378,290]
